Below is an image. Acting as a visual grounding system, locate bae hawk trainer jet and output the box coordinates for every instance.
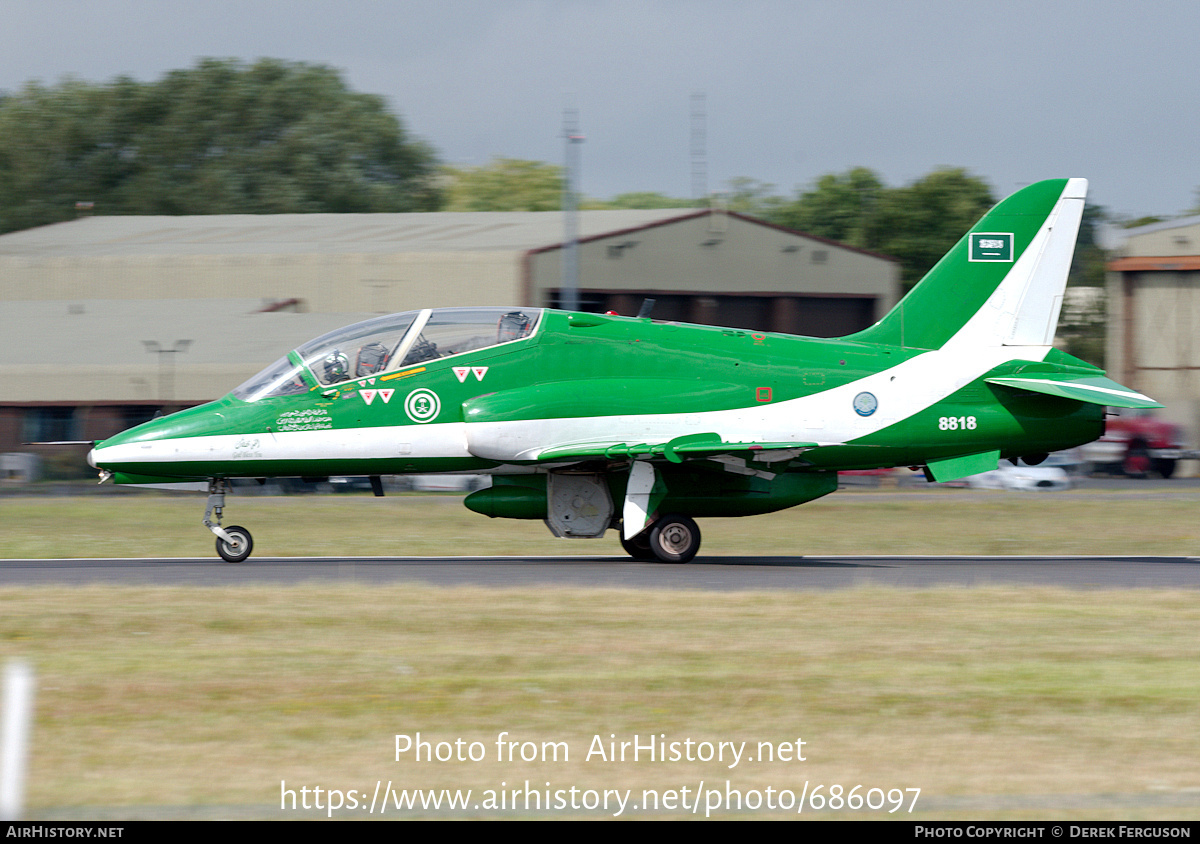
[89,178,1158,563]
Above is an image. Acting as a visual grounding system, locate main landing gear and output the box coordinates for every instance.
[204,479,254,563]
[621,514,702,564]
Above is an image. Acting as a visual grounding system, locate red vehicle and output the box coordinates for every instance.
[1083,410,1186,478]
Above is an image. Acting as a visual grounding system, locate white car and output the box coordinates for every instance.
[964,464,1072,491]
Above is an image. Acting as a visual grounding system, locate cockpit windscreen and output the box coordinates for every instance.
[231,307,542,401]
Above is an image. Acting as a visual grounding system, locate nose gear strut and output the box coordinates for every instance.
[204,479,254,563]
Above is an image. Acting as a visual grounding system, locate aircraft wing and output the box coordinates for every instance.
[985,372,1162,409]
[534,432,827,464]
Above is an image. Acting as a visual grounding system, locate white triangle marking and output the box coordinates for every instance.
[472,366,489,381]
[361,389,376,405]
[378,389,394,403]
[453,367,470,383]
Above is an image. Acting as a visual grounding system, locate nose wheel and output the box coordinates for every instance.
[204,479,255,563]
[215,525,254,563]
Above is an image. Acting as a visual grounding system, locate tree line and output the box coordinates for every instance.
[0,57,1111,301]
[0,58,441,234]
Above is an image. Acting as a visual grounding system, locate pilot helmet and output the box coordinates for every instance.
[323,350,349,383]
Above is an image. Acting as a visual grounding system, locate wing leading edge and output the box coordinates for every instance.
[534,431,829,464]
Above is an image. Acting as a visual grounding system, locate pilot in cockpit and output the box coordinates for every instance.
[322,350,350,384]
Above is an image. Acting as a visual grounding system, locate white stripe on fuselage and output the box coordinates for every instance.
[466,342,1051,460]
[93,421,473,467]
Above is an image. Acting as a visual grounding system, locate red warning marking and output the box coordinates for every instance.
[756,387,772,402]
[472,366,488,381]
[378,388,394,403]
[361,389,377,405]
[452,367,470,383]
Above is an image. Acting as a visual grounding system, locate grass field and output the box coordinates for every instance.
[3,584,1200,820]
[2,490,1199,820]
[1,486,1198,558]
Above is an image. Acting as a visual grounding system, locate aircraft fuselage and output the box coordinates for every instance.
[90,309,1102,484]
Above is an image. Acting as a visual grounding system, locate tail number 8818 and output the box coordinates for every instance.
[938,416,977,431]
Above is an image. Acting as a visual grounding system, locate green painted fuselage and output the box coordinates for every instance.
[94,310,1102,483]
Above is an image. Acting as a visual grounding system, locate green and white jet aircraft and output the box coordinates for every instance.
[89,177,1159,563]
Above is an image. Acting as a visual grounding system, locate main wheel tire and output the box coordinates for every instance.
[648,515,701,564]
[215,525,253,563]
[620,530,656,561]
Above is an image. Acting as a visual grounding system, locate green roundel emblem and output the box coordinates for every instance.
[853,392,878,417]
[405,389,441,423]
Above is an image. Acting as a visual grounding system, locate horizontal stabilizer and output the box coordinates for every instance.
[985,373,1161,409]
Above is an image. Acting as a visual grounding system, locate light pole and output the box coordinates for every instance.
[561,108,584,312]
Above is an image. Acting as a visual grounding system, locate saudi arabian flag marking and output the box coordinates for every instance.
[969,232,1013,262]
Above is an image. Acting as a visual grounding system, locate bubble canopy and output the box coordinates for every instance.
[232,307,542,402]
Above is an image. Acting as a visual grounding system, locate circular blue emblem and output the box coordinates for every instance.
[853,391,878,417]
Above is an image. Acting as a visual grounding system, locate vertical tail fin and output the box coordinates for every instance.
[849,178,1087,350]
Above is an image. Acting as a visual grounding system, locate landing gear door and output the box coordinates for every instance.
[544,472,613,538]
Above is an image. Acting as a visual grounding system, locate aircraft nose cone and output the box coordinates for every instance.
[87,448,97,468]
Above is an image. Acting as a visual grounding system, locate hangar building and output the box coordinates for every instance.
[1106,215,1200,457]
[0,208,899,454]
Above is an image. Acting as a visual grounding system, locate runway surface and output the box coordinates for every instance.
[2,554,1199,589]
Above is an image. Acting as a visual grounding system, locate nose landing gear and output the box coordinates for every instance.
[204,479,254,563]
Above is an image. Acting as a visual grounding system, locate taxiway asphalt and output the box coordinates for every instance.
[1,554,1198,589]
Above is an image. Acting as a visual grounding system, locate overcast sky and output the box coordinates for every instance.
[2,0,1197,219]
